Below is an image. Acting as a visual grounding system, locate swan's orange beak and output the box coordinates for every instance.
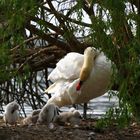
[76,81,83,91]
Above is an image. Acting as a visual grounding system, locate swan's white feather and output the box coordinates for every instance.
[48,52,83,82]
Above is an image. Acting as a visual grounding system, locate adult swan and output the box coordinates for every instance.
[45,47,112,107]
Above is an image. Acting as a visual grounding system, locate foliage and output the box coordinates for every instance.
[0,0,140,125]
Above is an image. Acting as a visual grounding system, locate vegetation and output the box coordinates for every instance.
[0,0,140,126]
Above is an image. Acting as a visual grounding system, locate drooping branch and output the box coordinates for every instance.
[46,0,86,51]
[11,45,66,72]
[29,16,64,35]
[39,5,91,27]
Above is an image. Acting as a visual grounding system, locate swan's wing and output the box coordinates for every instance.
[48,52,84,82]
[45,79,81,106]
[45,79,68,94]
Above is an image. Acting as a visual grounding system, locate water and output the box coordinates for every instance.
[88,92,118,118]
[1,92,118,118]
[58,92,119,118]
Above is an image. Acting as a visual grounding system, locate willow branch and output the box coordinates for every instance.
[25,23,71,51]
[47,0,84,51]
[40,5,91,27]
[30,16,64,35]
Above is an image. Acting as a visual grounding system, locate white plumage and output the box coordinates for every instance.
[45,47,112,107]
[3,101,19,125]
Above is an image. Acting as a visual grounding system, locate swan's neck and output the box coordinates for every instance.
[76,48,96,90]
[80,50,95,81]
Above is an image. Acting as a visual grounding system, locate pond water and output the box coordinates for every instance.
[20,92,119,118]
[62,92,118,118]
[0,91,118,118]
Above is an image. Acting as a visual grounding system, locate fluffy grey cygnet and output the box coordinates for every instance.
[22,109,41,125]
[3,101,19,125]
[54,108,82,126]
[37,103,60,125]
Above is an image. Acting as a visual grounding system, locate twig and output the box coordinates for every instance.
[16,46,57,72]
[11,36,39,52]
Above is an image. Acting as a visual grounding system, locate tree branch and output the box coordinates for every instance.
[25,23,71,51]
[11,36,39,51]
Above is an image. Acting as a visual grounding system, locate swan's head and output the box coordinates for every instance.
[84,47,100,59]
[84,47,96,57]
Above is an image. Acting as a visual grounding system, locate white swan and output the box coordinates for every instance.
[3,101,19,125]
[45,47,112,107]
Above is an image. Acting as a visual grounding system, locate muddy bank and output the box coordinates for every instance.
[0,118,140,140]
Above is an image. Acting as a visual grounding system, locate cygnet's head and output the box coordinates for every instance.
[22,115,39,126]
[5,101,19,114]
[73,110,82,118]
[69,107,76,112]
[22,109,41,126]
[11,103,19,114]
[69,110,82,126]
[31,109,41,116]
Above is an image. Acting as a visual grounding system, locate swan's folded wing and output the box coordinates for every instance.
[48,52,84,82]
[67,79,81,104]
